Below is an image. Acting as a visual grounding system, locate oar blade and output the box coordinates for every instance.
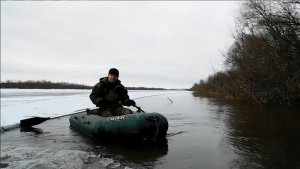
[20,117,50,128]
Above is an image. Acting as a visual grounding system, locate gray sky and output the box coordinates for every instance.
[1,1,240,89]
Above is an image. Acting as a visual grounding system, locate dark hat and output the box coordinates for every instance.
[108,68,119,76]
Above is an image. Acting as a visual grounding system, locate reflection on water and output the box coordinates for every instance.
[69,128,169,169]
[20,127,44,135]
[93,139,168,169]
[202,95,300,169]
[1,114,169,169]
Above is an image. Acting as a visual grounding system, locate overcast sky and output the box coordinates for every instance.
[1,1,241,89]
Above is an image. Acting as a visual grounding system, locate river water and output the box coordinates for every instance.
[1,90,300,169]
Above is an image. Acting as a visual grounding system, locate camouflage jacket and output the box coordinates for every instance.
[89,77,130,108]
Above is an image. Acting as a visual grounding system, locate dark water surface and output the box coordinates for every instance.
[1,91,300,169]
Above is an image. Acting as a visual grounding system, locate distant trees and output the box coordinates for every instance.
[0,80,169,90]
[1,80,92,89]
[192,0,300,104]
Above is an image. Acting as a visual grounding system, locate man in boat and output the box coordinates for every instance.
[90,68,136,117]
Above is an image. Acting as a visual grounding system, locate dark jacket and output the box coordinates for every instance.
[90,77,130,108]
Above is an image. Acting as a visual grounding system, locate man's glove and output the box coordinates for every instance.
[125,99,136,106]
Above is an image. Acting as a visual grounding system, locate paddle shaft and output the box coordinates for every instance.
[134,105,145,113]
[20,104,145,128]
[19,107,98,128]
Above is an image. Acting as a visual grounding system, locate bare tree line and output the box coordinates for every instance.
[1,80,92,89]
[192,0,300,104]
[0,80,168,90]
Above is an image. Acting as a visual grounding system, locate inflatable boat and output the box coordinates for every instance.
[69,108,168,142]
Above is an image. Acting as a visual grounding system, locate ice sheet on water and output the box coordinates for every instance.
[1,89,94,127]
[1,89,177,127]
[1,89,89,98]
[129,90,178,100]
[0,145,133,169]
[1,145,88,169]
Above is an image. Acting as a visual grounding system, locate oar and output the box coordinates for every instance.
[133,105,145,113]
[20,117,50,128]
[20,105,145,127]
[19,107,98,128]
